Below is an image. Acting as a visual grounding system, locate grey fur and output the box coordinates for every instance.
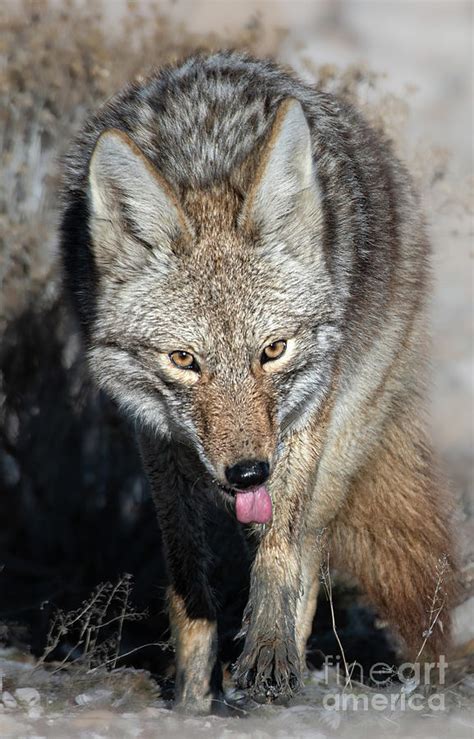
[60,51,454,713]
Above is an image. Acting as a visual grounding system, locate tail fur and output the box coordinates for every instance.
[330,405,459,661]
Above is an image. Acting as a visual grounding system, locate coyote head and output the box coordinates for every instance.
[84,99,341,515]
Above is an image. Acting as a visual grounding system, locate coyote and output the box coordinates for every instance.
[60,51,456,712]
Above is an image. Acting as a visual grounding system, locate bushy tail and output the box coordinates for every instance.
[330,411,459,661]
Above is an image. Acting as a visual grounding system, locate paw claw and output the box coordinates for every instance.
[234,636,301,703]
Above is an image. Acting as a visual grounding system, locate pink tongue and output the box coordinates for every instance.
[235,485,272,524]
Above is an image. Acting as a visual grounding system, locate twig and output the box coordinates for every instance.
[87,640,171,671]
[320,550,352,690]
[111,574,132,669]
[414,554,449,664]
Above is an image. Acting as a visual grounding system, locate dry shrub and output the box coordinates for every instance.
[35,574,151,673]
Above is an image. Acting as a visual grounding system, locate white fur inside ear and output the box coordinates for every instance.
[242,99,320,234]
[88,129,191,247]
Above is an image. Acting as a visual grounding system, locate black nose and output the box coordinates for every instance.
[225,459,270,489]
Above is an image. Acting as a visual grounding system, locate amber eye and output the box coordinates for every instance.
[261,340,287,365]
[169,351,199,372]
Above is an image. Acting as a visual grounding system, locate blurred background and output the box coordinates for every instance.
[0,0,472,705]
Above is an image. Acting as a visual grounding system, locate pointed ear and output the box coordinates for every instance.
[239,99,322,240]
[88,129,193,270]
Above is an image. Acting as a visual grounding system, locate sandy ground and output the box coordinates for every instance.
[1,0,473,736]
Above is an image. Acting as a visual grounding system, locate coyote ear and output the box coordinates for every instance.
[240,99,321,239]
[88,129,192,267]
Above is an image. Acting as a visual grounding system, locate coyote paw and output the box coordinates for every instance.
[234,635,302,704]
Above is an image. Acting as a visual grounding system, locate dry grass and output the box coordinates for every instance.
[33,574,153,673]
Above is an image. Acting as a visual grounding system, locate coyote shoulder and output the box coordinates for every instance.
[60,51,456,712]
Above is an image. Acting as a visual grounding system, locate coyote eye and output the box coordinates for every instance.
[261,340,287,365]
[169,351,199,372]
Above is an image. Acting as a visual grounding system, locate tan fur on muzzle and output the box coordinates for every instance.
[193,379,277,480]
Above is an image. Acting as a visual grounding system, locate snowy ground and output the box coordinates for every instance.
[1,643,474,738]
[1,0,472,736]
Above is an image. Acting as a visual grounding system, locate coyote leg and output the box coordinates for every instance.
[295,546,322,665]
[168,588,219,712]
[235,426,323,703]
[234,530,303,702]
[139,433,219,714]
